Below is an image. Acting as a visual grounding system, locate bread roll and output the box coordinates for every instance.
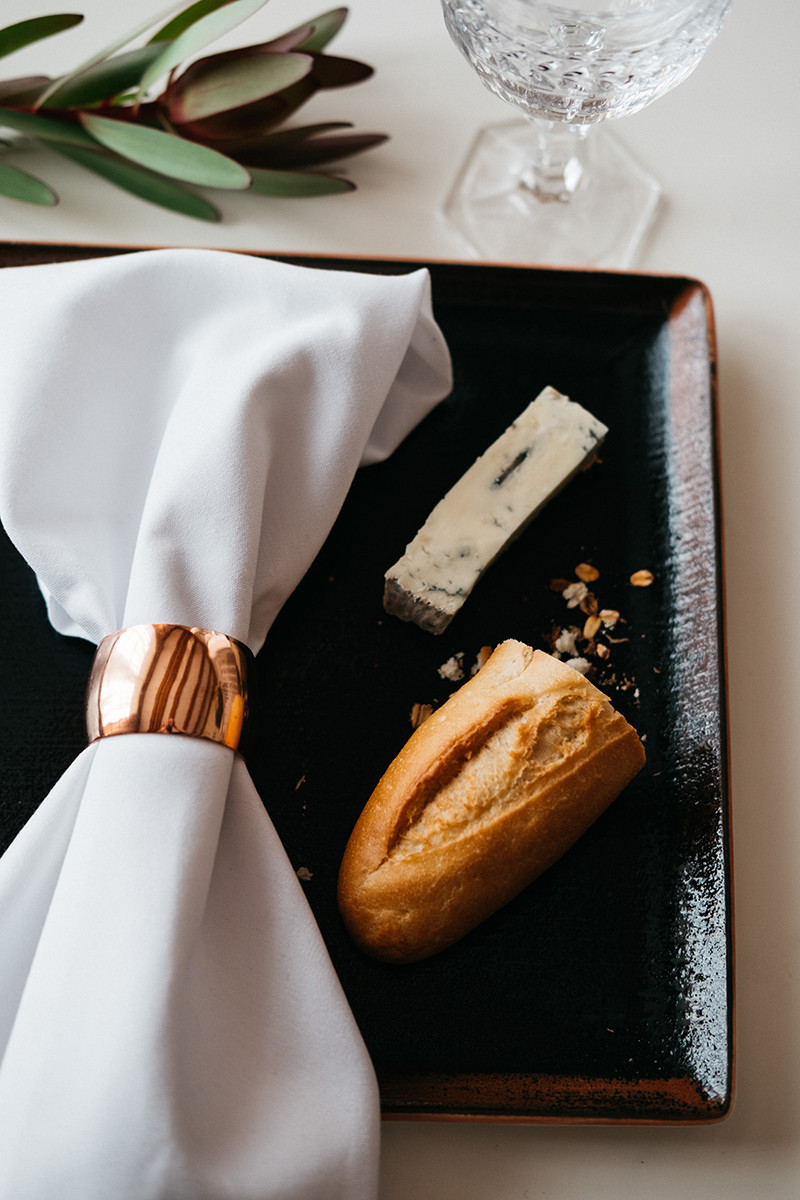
[337,640,645,963]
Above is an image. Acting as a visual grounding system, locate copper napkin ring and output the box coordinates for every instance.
[86,624,253,755]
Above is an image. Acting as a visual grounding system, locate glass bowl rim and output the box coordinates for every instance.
[442,0,732,25]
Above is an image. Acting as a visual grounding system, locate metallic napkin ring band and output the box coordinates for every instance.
[86,624,253,755]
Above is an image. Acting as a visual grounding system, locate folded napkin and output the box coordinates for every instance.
[0,248,452,1199]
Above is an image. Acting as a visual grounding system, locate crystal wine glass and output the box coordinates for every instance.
[441,0,732,267]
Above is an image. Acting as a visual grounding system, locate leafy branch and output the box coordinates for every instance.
[0,1,387,221]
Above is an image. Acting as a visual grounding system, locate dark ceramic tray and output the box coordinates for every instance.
[0,244,732,1123]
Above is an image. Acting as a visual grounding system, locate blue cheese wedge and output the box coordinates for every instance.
[383,386,607,634]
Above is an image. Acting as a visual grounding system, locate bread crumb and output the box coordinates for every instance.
[562,581,588,608]
[553,626,581,657]
[565,657,591,675]
[297,867,313,881]
[411,702,434,729]
[437,654,465,682]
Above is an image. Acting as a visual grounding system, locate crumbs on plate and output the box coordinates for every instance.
[548,562,655,698]
[408,567,652,728]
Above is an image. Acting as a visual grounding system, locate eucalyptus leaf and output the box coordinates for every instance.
[0,159,58,205]
[168,52,312,123]
[249,121,352,146]
[33,3,185,109]
[249,26,315,56]
[0,76,51,105]
[250,130,387,169]
[0,106,97,147]
[295,9,348,53]
[251,9,347,56]
[138,0,271,97]
[247,166,353,196]
[80,112,251,188]
[43,45,171,109]
[308,53,373,89]
[150,0,245,43]
[169,86,322,148]
[0,14,83,62]
[167,27,312,70]
[52,141,221,220]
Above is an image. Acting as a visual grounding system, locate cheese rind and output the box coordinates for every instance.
[383,386,607,634]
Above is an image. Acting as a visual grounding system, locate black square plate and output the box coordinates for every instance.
[0,245,732,1123]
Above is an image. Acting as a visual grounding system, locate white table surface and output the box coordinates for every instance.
[3,2,798,1197]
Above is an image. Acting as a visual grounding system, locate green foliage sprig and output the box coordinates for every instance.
[0,1,387,221]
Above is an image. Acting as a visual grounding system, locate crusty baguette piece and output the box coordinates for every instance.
[337,640,645,963]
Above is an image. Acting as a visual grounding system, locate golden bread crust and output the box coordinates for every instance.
[337,641,645,963]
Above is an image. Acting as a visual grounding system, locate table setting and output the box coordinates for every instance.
[0,2,798,1199]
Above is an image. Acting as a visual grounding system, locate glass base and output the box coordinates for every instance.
[442,120,661,269]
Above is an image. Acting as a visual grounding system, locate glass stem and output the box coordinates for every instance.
[519,119,590,203]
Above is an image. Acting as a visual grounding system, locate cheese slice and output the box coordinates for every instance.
[383,386,607,634]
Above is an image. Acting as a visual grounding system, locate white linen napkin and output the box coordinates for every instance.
[0,247,452,1200]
